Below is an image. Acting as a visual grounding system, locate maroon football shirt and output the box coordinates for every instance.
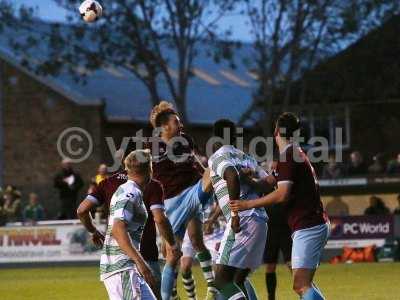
[148,133,202,199]
[276,144,328,232]
[87,171,164,262]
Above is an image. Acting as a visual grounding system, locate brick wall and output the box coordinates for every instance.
[1,60,104,218]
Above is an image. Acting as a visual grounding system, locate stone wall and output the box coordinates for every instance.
[1,60,104,218]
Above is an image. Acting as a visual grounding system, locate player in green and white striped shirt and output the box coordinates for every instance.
[209,119,270,300]
[100,150,157,300]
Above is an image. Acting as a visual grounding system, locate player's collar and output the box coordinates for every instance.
[128,179,141,190]
[215,144,235,155]
[221,145,235,150]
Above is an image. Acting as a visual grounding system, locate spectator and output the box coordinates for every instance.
[346,151,367,176]
[0,208,5,225]
[94,164,108,184]
[386,153,400,175]
[325,196,349,216]
[4,185,16,193]
[368,153,385,174]
[23,193,45,223]
[322,153,344,179]
[3,190,22,222]
[394,194,400,215]
[0,189,6,226]
[54,159,84,220]
[364,196,390,215]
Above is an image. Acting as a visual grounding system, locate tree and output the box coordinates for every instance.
[0,0,237,124]
[239,0,400,134]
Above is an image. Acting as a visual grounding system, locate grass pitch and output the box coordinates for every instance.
[0,263,399,300]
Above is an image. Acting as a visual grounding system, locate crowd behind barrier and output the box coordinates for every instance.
[1,150,400,225]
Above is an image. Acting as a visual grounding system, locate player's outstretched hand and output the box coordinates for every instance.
[137,262,157,292]
[229,200,250,212]
[91,230,105,247]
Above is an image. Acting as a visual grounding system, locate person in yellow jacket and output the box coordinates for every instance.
[95,164,108,184]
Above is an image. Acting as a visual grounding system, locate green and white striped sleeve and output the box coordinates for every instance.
[211,154,238,179]
[112,193,137,222]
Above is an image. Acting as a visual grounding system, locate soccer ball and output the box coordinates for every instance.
[79,0,103,23]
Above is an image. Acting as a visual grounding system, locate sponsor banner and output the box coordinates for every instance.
[320,177,400,187]
[325,239,386,249]
[0,224,101,263]
[329,215,394,240]
[371,177,400,184]
[320,178,368,187]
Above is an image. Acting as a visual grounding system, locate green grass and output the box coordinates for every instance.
[0,263,399,299]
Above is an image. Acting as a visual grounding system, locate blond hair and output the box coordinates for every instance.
[124,149,152,174]
[149,101,176,128]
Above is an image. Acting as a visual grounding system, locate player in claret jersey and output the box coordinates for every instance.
[230,112,330,300]
[148,101,217,300]
[77,152,181,298]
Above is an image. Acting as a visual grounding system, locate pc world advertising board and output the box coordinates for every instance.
[326,215,395,249]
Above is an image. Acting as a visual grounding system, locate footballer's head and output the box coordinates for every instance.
[274,112,300,142]
[124,149,153,184]
[213,119,237,151]
[150,101,183,138]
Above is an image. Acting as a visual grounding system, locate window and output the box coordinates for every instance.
[301,106,350,150]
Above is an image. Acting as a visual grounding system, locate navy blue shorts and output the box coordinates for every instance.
[263,224,292,264]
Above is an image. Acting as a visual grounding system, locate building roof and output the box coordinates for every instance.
[0,20,259,126]
[288,14,400,105]
[0,41,99,106]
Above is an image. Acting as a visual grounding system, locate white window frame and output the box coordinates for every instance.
[303,105,351,150]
